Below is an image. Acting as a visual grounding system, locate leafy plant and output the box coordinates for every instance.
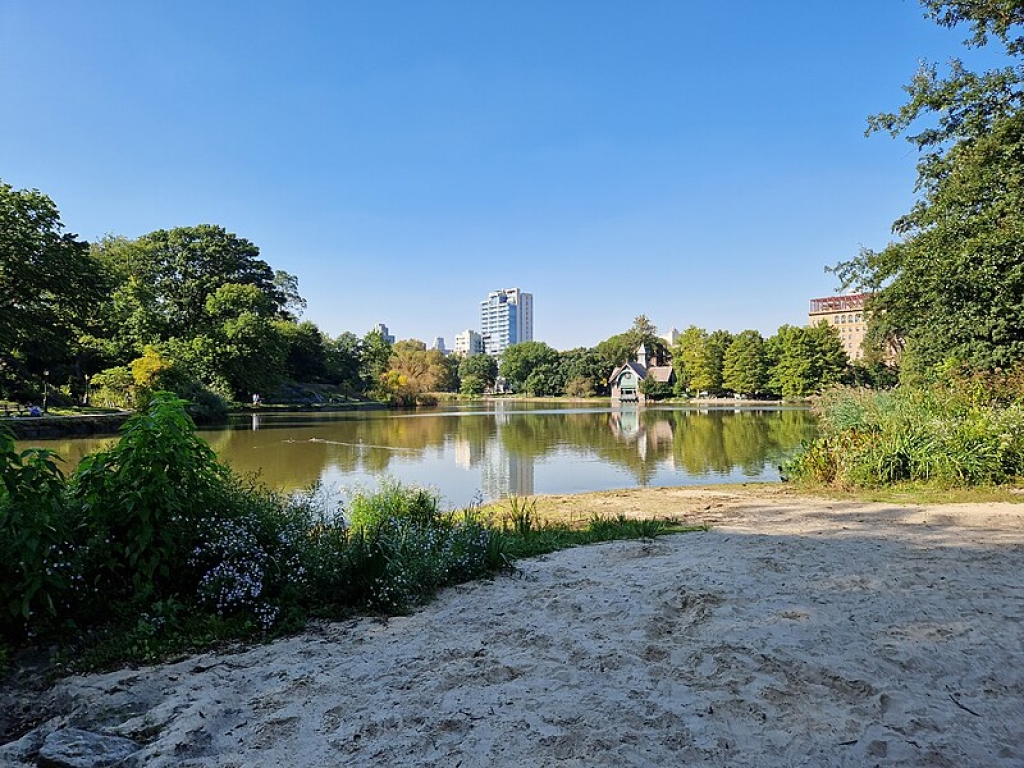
[71,392,232,602]
[0,427,77,636]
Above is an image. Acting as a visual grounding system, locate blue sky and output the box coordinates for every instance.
[0,2,993,350]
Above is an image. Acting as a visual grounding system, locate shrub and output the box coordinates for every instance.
[0,428,78,638]
[71,392,234,603]
[345,479,441,532]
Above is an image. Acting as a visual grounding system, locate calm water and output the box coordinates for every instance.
[18,402,816,507]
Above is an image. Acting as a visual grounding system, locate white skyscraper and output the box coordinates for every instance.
[480,288,533,357]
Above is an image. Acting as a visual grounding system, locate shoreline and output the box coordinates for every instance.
[4,485,1024,766]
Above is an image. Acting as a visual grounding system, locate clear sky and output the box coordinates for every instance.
[0,1,993,350]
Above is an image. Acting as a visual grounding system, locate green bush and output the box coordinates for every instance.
[71,392,233,603]
[0,428,78,637]
[345,479,441,532]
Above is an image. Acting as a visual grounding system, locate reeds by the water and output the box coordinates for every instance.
[783,374,1024,488]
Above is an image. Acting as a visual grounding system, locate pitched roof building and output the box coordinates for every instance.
[608,344,675,404]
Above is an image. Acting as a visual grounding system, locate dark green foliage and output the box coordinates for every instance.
[0,428,76,637]
[766,324,847,399]
[0,180,110,401]
[500,341,562,394]
[722,331,769,396]
[559,347,609,396]
[128,225,284,333]
[458,354,498,394]
[359,329,393,394]
[831,2,1024,375]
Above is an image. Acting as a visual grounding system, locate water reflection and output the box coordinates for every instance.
[17,403,816,506]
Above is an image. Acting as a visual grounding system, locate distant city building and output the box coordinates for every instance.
[373,323,395,345]
[480,288,533,357]
[432,337,447,354]
[454,329,483,356]
[661,327,680,347]
[808,293,870,360]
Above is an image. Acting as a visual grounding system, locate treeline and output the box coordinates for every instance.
[481,317,893,401]
[375,316,892,403]
[1,180,405,418]
[2,180,884,414]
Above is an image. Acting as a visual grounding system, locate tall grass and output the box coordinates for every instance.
[1,395,700,672]
[784,375,1024,488]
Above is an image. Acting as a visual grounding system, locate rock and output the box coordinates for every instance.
[36,727,140,768]
[0,720,61,766]
[0,732,43,766]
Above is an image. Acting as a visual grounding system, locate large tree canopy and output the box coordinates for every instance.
[0,181,108,396]
[95,225,288,336]
[831,1,1024,374]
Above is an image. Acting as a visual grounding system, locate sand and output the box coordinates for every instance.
[10,487,1024,766]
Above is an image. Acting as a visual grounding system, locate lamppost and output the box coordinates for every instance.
[42,370,49,413]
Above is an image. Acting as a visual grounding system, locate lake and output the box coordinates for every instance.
[17,402,816,508]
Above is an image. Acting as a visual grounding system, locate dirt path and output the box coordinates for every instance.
[5,487,1024,766]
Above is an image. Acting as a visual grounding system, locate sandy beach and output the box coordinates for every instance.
[6,486,1024,767]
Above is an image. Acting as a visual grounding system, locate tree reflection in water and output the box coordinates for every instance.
[16,404,816,502]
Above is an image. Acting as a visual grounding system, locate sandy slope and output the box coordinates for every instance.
[12,488,1024,766]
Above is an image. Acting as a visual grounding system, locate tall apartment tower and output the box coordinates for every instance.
[480,288,533,357]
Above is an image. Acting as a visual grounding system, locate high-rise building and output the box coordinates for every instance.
[454,330,483,356]
[480,288,533,357]
[372,323,395,345]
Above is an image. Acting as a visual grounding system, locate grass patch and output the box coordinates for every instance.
[491,496,707,560]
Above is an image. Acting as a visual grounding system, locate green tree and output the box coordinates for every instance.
[673,326,732,393]
[436,352,461,393]
[273,270,306,320]
[360,328,393,394]
[459,353,498,394]
[499,341,561,394]
[722,330,769,395]
[671,326,706,392]
[696,329,734,393]
[595,332,636,372]
[626,314,671,365]
[325,331,363,392]
[276,320,329,382]
[767,323,848,398]
[0,181,109,398]
[559,347,609,396]
[830,1,1024,374]
[596,316,671,374]
[124,225,287,335]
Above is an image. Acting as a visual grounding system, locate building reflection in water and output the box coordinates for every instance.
[178,403,818,501]
[453,404,535,499]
